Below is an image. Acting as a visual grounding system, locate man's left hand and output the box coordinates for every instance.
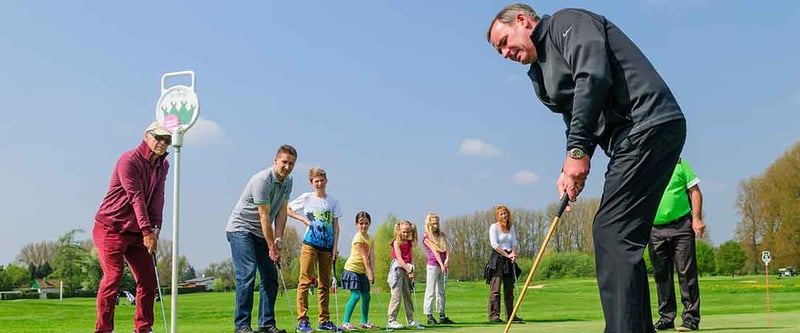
[692,218,706,238]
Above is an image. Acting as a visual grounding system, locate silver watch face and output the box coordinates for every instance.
[569,148,585,159]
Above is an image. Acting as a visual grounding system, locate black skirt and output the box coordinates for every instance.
[341,269,371,292]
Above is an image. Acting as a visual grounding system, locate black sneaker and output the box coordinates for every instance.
[510,316,525,324]
[654,318,675,330]
[676,321,699,331]
[438,316,455,324]
[258,326,287,333]
[489,317,503,323]
[426,315,438,325]
[234,327,256,333]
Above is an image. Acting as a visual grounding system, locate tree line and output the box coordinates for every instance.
[7,141,799,293]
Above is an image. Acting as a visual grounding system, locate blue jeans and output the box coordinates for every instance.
[227,231,278,329]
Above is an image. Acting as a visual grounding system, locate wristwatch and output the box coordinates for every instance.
[567,147,587,159]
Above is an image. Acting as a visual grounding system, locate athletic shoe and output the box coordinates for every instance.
[387,320,404,329]
[234,327,256,333]
[339,323,357,331]
[360,323,379,329]
[489,317,503,323]
[426,315,438,325]
[259,327,287,333]
[318,321,338,331]
[653,318,675,330]
[296,319,313,333]
[438,316,455,324]
[407,321,425,330]
[676,321,699,331]
[510,316,525,324]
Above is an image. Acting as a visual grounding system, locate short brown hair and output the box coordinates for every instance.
[486,3,540,42]
[308,167,327,181]
[276,144,297,158]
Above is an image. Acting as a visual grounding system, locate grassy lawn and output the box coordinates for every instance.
[2,275,798,332]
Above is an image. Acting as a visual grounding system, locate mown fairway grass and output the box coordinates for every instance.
[1,275,798,332]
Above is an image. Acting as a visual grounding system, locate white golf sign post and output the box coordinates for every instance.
[761,250,771,327]
[156,70,199,333]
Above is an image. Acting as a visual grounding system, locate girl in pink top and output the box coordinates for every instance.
[387,220,424,330]
[421,213,455,325]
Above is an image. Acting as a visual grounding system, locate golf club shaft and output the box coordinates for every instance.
[503,196,569,333]
[277,263,295,320]
[333,259,340,326]
[153,254,168,333]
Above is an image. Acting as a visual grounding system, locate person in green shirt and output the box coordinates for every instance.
[650,158,705,332]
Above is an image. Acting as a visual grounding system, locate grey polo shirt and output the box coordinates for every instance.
[226,167,293,238]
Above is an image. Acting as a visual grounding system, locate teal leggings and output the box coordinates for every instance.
[343,289,371,324]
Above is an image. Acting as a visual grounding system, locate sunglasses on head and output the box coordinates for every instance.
[148,131,172,145]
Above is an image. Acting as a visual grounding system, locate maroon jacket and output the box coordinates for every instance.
[95,141,169,236]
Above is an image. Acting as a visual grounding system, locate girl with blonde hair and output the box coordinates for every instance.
[421,213,455,325]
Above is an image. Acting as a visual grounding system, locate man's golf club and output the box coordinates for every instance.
[503,195,570,333]
[152,254,168,333]
[276,263,295,320]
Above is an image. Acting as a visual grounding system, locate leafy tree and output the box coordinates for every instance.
[716,240,747,277]
[202,259,235,292]
[37,262,54,279]
[49,229,90,294]
[0,266,10,291]
[695,240,716,276]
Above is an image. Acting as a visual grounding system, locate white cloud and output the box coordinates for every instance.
[511,170,540,186]
[183,118,225,146]
[459,138,503,158]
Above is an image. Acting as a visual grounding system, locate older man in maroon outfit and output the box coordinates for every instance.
[93,121,171,333]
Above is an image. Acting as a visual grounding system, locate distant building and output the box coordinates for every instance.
[32,279,60,299]
[179,276,216,291]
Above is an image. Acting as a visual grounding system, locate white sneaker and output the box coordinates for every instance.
[387,320,404,329]
[408,321,425,330]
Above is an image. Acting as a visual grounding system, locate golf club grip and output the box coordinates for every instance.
[556,195,570,217]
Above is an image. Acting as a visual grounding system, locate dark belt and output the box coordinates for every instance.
[654,212,691,228]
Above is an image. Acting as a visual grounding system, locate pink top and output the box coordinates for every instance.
[422,233,447,266]
[391,240,413,263]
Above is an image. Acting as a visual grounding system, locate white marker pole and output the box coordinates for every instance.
[156,71,199,333]
[761,251,771,328]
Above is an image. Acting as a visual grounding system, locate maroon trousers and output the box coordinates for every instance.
[93,222,156,333]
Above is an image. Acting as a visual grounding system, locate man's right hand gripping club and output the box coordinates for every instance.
[559,148,591,206]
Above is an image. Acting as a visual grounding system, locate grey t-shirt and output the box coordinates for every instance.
[225,167,293,238]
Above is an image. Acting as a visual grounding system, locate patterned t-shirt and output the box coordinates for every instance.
[289,192,341,251]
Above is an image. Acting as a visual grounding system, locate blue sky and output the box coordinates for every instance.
[1,1,798,271]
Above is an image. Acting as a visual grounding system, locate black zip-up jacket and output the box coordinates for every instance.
[527,8,685,156]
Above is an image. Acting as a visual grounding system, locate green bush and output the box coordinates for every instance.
[536,251,595,280]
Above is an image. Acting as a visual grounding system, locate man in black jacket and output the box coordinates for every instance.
[487,4,687,332]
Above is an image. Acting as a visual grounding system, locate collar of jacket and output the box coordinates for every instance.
[530,14,551,63]
[135,140,169,162]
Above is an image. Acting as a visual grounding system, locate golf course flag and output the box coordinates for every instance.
[156,70,199,333]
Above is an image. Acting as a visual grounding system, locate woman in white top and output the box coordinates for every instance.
[485,205,524,323]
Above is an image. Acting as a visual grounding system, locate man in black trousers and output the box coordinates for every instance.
[486,4,686,332]
[650,158,704,331]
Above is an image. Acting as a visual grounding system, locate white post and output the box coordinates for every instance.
[155,70,199,333]
[59,280,63,303]
[170,129,183,333]
[761,251,772,328]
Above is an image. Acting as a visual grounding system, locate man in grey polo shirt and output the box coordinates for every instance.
[226,144,297,333]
